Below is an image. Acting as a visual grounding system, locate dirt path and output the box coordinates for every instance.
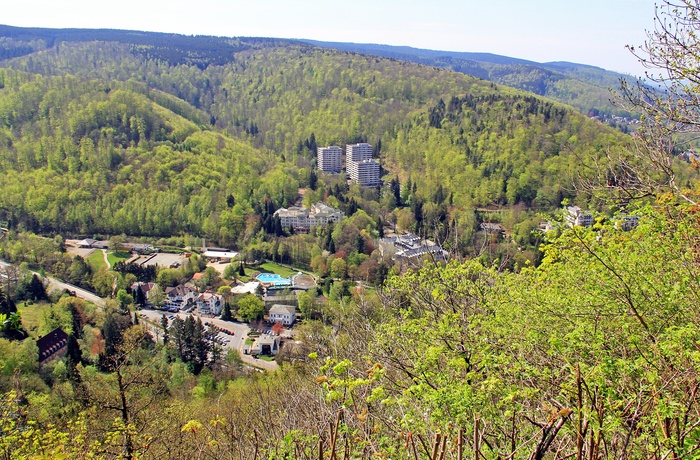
[102,249,111,269]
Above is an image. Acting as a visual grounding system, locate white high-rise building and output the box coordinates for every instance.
[317,146,343,173]
[346,143,380,186]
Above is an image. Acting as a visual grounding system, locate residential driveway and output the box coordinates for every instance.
[138,309,278,371]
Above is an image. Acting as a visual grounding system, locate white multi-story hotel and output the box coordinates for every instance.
[274,202,345,230]
[346,143,380,186]
[353,159,381,186]
[565,206,593,227]
[317,146,343,173]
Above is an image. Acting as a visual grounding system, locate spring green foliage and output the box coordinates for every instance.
[236,294,265,322]
[0,70,297,247]
[0,204,700,458]
[5,22,700,459]
[303,39,638,119]
[0,40,640,256]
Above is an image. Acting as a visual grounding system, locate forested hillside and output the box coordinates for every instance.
[301,40,635,118]
[3,3,700,458]
[0,32,650,255]
[0,25,635,118]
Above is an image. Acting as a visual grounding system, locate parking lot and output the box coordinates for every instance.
[64,240,96,258]
[133,253,186,268]
[138,309,278,371]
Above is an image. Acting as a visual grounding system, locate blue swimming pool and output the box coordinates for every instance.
[256,273,292,287]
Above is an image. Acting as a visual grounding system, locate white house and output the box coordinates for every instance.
[165,284,197,310]
[566,206,593,227]
[196,292,224,316]
[268,304,296,326]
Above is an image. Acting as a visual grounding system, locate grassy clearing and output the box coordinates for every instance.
[107,250,131,266]
[257,262,296,278]
[86,250,106,271]
[237,267,259,282]
[18,301,51,339]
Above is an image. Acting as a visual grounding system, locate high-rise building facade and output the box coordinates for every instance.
[317,146,343,173]
[346,143,380,186]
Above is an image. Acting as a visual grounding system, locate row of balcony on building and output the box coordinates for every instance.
[273,202,344,231]
[317,143,380,186]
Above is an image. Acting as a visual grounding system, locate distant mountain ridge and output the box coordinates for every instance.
[0,24,291,67]
[299,40,633,117]
[0,25,633,118]
[298,40,549,67]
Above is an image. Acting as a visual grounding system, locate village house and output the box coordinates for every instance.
[268,304,296,326]
[480,222,505,234]
[379,233,448,265]
[76,238,109,249]
[196,292,224,316]
[165,284,198,310]
[565,206,593,227]
[132,282,157,303]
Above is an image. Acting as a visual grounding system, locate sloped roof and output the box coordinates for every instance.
[269,304,296,315]
[36,327,68,363]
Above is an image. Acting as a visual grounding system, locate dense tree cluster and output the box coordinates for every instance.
[304,39,637,119]
[166,315,219,374]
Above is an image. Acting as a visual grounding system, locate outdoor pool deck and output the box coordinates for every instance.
[256,273,293,287]
[255,271,317,290]
[291,272,316,289]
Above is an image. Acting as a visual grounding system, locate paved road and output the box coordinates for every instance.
[138,309,279,371]
[0,259,106,307]
[1,259,278,371]
[48,277,106,307]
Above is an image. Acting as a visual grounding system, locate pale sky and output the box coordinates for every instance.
[0,0,656,76]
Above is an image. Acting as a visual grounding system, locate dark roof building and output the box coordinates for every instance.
[37,327,68,364]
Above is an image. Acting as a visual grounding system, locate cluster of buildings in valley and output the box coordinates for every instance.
[132,281,225,316]
[317,142,381,186]
[269,141,380,232]
[379,233,449,265]
[536,206,638,231]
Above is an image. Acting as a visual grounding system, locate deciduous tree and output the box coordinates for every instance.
[237,294,265,322]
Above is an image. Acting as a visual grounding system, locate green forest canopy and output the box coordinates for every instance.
[0,38,653,253]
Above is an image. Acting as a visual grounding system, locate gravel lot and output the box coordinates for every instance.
[134,253,186,268]
[64,240,96,258]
